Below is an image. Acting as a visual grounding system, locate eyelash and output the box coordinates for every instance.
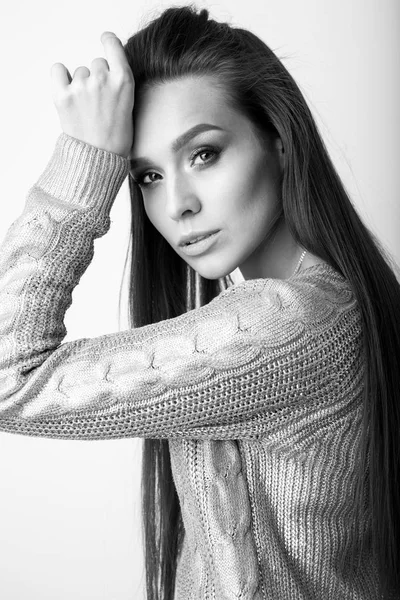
[131,145,221,187]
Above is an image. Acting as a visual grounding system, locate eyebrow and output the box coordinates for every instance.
[129,123,224,171]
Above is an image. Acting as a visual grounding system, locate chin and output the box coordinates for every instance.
[190,260,237,281]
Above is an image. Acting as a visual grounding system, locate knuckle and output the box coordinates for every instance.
[71,79,87,93]
[90,58,109,83]
[92,71,107,84]
[117,69,134,86]
[53,88,71,106]
[107,35,119,44]
[75,65,89,73]
[91,57,108,68]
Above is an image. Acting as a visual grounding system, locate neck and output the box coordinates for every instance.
[239,212,301,281]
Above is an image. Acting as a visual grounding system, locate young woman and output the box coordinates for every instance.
[0,5,399,599]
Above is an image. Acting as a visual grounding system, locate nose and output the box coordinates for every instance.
[165,173,201,221]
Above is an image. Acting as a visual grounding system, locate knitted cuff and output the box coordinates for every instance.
[35,133,130,216]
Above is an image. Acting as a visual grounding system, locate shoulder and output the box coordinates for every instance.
[212,263,360,343]
[221,263,354,310]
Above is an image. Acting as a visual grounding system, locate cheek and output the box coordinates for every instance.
[228,175,274,223]
[221,151,272,207]
[143,198,160,228]
[143,198,173,242]
[143,200,153,224]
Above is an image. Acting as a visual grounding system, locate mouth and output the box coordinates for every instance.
[180,230,220,256]
[185,232,216,245]
[179,230,220,247]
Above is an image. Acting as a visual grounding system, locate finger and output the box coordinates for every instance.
[100,31,130,75]
[90,57,109,75]
[72,66,90,80]
[51,63,72,89]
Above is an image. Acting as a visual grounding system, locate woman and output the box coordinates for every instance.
[0,5,399,599]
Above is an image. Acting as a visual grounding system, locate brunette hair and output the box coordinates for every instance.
[120,4,400,599]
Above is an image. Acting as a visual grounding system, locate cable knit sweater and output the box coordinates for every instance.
[0,133,384,599]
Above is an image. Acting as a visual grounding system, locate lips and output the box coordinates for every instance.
[186,233,213,245]
[180,230,220,256]
[179,230,220,247]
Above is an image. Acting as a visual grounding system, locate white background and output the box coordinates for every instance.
[0,0,399,598]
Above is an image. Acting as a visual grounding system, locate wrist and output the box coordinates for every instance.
[35,133,130,215]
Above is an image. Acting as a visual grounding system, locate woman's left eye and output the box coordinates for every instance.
[131,146,221,187]
[189,146,220,166]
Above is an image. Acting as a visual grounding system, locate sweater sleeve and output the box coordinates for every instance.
[0,134,358,441]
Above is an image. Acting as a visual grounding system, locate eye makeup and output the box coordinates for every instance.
[130,144,222,187]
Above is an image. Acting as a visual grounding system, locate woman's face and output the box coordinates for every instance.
[129,76,284,280]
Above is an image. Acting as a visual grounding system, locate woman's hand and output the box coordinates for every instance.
[50,32,135,158]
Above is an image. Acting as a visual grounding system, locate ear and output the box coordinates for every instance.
[273,137,285,171]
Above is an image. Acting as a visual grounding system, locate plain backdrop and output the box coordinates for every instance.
[0,0,399,599]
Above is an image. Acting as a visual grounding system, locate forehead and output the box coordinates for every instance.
[134,75,231,125]
[130,76,253,157]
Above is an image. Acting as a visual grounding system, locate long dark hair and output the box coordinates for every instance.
[120,4,400,598]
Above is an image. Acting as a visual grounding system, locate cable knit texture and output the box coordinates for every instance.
[0,133,387,598]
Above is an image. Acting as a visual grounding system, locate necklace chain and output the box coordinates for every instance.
[293,249,307,276]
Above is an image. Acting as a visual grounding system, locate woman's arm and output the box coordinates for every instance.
[0,134,362,441]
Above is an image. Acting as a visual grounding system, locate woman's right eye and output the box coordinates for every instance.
[134,172,160,186]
